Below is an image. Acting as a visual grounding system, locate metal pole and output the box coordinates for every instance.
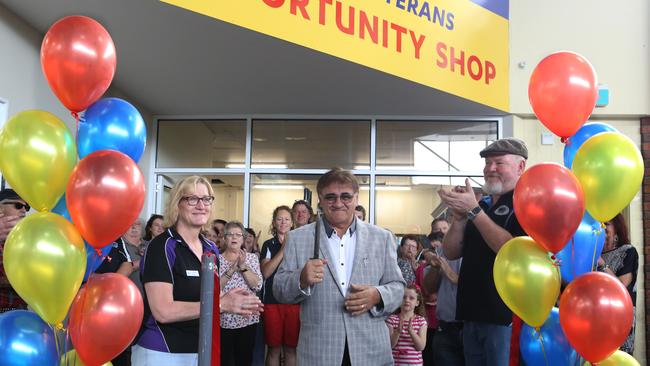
[198,253,217,366]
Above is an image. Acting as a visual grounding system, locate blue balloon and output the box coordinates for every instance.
[563,122,617,169]
[0,310,58,366]
[78,97,147,162]
[51,194,71,221]
[83,242,113,281]
[520,308,578,366]
[556,212,605,283]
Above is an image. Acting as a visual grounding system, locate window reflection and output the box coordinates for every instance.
[157,120,246,168]
[376,120,497,171]
[252,120,370,170]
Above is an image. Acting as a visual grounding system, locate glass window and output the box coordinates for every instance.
[251,120,370,169]
[376,120,497,172]
[157,120,246,168]
[374,175,483,236]
[249,174,370,243]
[154,174,244,223]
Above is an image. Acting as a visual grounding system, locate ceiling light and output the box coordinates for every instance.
[251,164,288,169]
[376,186,411,191]
[254,184,304,190]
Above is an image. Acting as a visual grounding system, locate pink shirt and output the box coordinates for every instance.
[386,314,427,365]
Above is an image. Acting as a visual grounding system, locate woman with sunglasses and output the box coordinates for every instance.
[260,205,299,366]
[218,221,263,366]
[0,188,29,313]
[133,176,263,365]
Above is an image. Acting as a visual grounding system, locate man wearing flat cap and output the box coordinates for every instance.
[0,188,29,312]
[437,138,528,366]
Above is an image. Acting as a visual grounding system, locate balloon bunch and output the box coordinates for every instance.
[0,16,145,366]
[492,51,641,365]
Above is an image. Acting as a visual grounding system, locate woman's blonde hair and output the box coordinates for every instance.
[163,175,216,231]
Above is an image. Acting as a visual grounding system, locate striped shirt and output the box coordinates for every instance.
[386,314,427,365]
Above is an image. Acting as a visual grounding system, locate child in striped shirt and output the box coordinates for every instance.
[386,284,428,365]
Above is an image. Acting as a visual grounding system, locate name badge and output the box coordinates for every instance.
[186,270,200,277]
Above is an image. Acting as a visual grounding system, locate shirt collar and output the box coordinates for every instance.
[480,189,514,209]
[167,226,219,255]
[322,216,357,238]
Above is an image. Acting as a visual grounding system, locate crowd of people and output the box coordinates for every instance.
[0,137,641,366]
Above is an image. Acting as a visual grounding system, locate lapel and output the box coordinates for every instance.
[316,218,345,297]
[350,220,368,285]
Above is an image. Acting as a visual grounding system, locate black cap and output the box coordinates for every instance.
[0,189,22,202]
[480,138,528,159]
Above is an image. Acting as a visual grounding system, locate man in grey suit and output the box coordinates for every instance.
[274,168,405,366]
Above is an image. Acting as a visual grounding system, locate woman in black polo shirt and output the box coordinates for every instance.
[133,175,263,365]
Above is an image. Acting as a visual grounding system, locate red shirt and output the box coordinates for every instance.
[415,263,438,329]
[0,248,27,312]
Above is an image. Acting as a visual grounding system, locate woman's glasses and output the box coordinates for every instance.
[181,196,215,206]
[225,232,244,238]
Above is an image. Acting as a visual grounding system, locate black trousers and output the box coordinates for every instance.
[220,323,258,366]
[341,339,352,366]
[423,327,437,366]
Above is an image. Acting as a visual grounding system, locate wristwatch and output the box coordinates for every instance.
[467,206,482,221]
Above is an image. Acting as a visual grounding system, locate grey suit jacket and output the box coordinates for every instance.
[273,218,405,366]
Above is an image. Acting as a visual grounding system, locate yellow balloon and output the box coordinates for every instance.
[494,236,560,327]
[0,110,77,211]
[572,132,643,223]
[60,350,113,366]
[584,350,640,366]
[4,212,86,325]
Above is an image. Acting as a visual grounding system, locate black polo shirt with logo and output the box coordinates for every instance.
[456,190,526,325]
[95,237,131,274]
[136,227,219,353]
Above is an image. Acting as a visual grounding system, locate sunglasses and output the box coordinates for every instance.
[2,201,30,211]
[322,192,355,204]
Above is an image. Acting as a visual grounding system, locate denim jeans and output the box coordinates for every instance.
[462,321,511,366]
[433,322,465,366]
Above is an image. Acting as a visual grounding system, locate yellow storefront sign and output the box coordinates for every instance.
[161,0,509,111]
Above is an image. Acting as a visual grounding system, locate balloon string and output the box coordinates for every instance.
[550,254,561,267]
[63,327,70,366]
[570,237,576,279]
[71,111,80,150]
[591,225,600,271]
[52,324,61,360]
[537,331,550,366]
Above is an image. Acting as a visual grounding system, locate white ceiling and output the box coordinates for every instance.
[1,0,508,117]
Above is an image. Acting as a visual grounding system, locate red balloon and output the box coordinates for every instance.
[69,273,144,366]
[514,163,584,253]
[559,272,634,363]
[41,16,116,113]
[67,150,145,248]
[528,51,598,138]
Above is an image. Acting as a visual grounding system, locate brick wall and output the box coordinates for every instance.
[641,117,650,359]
